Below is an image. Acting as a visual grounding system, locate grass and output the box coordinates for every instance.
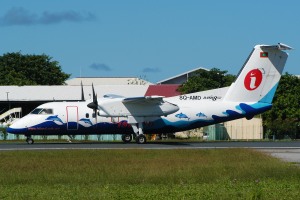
[0,149,299,199]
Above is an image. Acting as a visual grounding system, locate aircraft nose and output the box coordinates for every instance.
[7,122,19,133]
[6,120,27,134]
[6,126,16,134]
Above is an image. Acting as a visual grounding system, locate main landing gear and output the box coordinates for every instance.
[121,133,147,144]
[122,134,132,143]
[121,133,146,144]
[131,122,147,144]
[122,120,147,144]
[125,116,148,144]
[26,136,34,144]
[135,134,146,144]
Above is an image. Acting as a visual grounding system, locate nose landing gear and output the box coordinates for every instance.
[26,136,34,144]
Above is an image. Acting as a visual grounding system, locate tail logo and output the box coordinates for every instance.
[244,69,262,91]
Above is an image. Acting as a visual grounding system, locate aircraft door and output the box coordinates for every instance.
[66,106,79,130]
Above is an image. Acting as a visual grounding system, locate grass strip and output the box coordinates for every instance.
[0,149,299,199]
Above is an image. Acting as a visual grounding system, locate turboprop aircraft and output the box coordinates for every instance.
[7,43,292,144]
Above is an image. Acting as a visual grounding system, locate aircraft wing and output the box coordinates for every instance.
[122,96,165,104]
[98,95,179,117]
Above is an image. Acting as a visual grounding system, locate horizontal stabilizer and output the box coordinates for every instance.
[260,43,293,50]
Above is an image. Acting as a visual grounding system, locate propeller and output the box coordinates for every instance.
[87,84,98,124]
[81,81,85,101]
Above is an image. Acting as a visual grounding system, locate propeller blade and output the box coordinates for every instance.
[87,83,98,125]
[87,84,98,109]
[92,83,96,102]
[94,92,98,107]
[81,81,85,101]
[94,108,97,124]
[94,93,98,124]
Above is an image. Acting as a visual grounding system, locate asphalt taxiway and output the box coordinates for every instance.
[1,141,299,164]
[0,141,299,150]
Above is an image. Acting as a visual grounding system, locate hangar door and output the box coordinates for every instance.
[66,106,78,130]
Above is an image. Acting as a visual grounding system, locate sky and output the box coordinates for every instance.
[1,0,299,83]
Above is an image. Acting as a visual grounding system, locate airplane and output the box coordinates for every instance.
[7,43,292,144]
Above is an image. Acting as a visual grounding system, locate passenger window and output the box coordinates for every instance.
[86,113,89,118]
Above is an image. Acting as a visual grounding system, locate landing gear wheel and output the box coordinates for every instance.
[136,134,147,144]
[26,138,34,144]
[122,134,132,143]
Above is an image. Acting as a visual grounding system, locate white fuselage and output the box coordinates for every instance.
[7,87,271,136]
[7,43,291,141]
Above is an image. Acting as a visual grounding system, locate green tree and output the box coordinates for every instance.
[0,52,70,85]
[0,127,7,140]
[262,73,300,139]
[177,68,236,94]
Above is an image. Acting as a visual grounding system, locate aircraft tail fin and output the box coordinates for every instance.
[223,43,292,104]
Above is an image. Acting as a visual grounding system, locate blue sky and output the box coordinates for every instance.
[1,0,299,83]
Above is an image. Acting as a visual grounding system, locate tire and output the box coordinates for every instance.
[136,135,147,144]
[122,134,132,143]
[27,138,34,144]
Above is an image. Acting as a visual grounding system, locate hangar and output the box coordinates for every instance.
[0,78,181,118]
[0,72,184,121]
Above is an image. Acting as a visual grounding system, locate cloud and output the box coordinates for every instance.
[40,10,96,24]
[142,67,161,73]
[0,7,36,26]
[0,7,96,26]
[89,63,112,71]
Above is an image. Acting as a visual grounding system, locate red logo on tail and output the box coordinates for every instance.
[244,69,262,91]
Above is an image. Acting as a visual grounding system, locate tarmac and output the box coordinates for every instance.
[0,141,299,165]
[258,148,300,164]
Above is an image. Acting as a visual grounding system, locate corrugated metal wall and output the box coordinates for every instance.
[203,117,263,140]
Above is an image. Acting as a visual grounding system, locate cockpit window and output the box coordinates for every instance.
[30,108,53,115]
[41,109,53,114]
[30,108,43,114]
